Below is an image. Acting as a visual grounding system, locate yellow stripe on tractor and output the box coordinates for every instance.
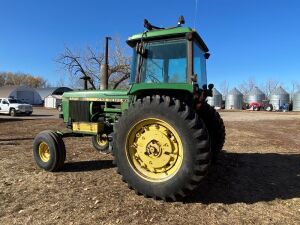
[72,122,104,134]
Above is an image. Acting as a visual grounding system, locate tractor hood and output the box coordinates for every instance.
[62,89,129,102]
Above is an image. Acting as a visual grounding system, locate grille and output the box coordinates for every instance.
[69,101,90,122]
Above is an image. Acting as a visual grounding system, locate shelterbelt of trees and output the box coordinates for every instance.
[0,72,47,88]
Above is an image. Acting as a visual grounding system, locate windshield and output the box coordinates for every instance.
[131,39,187,84]
[8,99,18,104]
[193,42,207,87]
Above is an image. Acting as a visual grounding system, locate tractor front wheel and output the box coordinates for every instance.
[33,130,66,171]
[92,133,110,154]
[113,96,210,201]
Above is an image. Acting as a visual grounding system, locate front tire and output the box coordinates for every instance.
[113,96,210,201]
[10,108,16,117]
[91,133,110,154]
[33,130,66,171]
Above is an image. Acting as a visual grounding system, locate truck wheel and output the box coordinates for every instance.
[197,104,226,159]
[92,133,110,154]
[113,95,210,201]
[10,108,16,117]
[33,130,66,171]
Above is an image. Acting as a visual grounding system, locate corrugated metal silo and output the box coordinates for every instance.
[207,88,222,108]
[269,86,290,110]
[246,86,266,104]
[292,90,300,111]
[225,88,243,109]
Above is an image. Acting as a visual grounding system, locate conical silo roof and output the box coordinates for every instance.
[271,86,288,95]
[212,88,222,96]
[228,88,243,96]
[248,86,265,96]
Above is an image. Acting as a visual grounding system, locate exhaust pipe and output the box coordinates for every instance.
[100,36,112,90]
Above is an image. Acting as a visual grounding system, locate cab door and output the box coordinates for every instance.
[0,99,10,113]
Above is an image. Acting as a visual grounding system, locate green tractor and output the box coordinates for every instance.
[33,17,225,201]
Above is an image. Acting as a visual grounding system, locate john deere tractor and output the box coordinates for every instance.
[33,17,225,201]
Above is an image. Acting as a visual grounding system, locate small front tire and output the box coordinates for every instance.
[91,133,110,154]
[10,108,16,117]
[33,130,66,171]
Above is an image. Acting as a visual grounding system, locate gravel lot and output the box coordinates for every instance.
[0,110,299,225]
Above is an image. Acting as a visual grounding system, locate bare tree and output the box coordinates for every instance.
[219,80,229,100]
[0,72,47,88]
[260,79,279,98]
[57,38,131,89]
[239,76,256,96]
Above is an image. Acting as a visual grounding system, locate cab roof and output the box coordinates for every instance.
[127,27,209,52]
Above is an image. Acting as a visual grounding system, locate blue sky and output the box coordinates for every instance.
[0,0,299,91]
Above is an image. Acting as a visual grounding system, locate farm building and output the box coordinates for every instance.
[225,88,243,110]
[207,88,222,109]
[35,87,72,100]
[269,86,290,110]
[0,85,42,105]
[246,86,266,104]
[44,95,62,108]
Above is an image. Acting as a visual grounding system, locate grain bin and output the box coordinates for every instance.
[207,88,222,108]
[246,86,266,104]
[225,88,243,109]
[293,90,300,111]
[269,86,289,110]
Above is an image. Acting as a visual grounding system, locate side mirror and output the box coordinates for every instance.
[208,83,214,90]
[204,53,210,59]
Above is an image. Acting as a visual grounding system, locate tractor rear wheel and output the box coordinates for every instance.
[197,104,225,159]
[113,95,210,201]
[33,130,66,171]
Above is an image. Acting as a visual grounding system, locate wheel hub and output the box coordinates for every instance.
[126,118,183,181]
[39,142,50,162]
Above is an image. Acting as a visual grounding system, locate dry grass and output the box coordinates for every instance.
[0,112,299,225]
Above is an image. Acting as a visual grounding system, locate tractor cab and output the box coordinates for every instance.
[127,20,210,94]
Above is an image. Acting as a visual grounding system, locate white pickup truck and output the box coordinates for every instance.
[0,98,33,116]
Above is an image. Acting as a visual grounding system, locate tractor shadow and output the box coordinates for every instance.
[62,159,115,172]
[185,151,300,204]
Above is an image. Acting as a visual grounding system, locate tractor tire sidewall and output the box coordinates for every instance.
[197,104,225,157]
[33,132,60,171]
[114,97,210,199]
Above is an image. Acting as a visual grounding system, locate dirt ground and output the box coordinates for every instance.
[0,110,299,225]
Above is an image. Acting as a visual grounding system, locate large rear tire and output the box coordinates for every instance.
[197,104,225,159]
[113,95,210,201]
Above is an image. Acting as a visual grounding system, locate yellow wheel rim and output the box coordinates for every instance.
[126,118,183,182]
[96,134,108,147]
[39,142,50,162]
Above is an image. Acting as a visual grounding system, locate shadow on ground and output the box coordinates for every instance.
[62,160,114,172]
[186,151,300,204]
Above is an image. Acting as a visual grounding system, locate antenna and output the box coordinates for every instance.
[193,0,198,29]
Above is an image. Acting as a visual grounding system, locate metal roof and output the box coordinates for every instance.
[35,87,72,99]
[0,85,34,97]
[228,88,243,96]
[248,86,265,96]
[270,86,289,95]
[212,88,222,96]
[127,27,209,52]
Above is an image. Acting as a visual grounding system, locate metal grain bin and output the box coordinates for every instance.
[269,86,290,110]
[246,86,266,104]
[293,90,300,111]
[207,88,222,108]
[225,88,243,110]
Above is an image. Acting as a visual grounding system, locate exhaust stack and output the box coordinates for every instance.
[100,36,112,90]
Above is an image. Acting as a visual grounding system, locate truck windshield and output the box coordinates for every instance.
[8,99,18,103]
[193,42,207,87]
[131,39,187,84]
